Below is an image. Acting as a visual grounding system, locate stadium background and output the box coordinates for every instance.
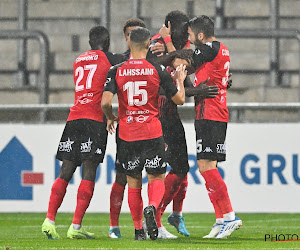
[0,0,299,215]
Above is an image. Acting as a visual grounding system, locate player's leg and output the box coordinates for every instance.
[156,118,190,237]
[67,160,98,239]
[143,136,167,240]
[196,120,242,239]
[168,173,190,237]
[127,173,145,241]
[109,171,126,238]
[109,127,126,238]
[42,159,77,239]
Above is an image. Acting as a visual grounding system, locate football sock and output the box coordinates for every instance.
[172,211,183,216]
[216,218,224,224]
[155,173,182,227]
[223,211,236,221]
[72,180,95,225]
[205,182,223,220]
[128,187,143,229]
[72,223,81,230]
[110,182,125,227]
[46,178,68,221]
[148,179,165,210]
[47,218,55,225]
[173,174,188,213]
[201,169,233,217]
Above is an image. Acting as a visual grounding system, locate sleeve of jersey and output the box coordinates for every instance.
[104,67,118,94]
[105,52,126,66]
[192,44,218,69]
[154,64,178,98]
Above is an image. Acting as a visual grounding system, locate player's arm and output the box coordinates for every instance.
[159,21,176,53]
[101,67,119,134]
[155,63,186,105]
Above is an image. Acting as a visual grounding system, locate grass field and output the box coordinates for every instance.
[0,213,300,249]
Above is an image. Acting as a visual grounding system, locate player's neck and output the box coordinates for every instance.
[129,49,148,60]
[202,36,216,44]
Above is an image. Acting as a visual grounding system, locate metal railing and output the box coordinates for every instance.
[0,30,50,121]
[1,103,300,123]
[215,29,300,102]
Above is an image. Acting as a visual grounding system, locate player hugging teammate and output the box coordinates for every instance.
[42,11,241,242]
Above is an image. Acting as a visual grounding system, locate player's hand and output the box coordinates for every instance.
[150,42,166,56]
[196,78,220,98]
[227,73,232,89]
[159,21,171,38]
[106,115,118,134]
[172,64,187,85]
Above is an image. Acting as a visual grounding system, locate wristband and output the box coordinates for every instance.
[163,35,172,44]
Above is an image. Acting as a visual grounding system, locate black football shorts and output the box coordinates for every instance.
[114,125,125,174]
[194,119,227,162]
[118,136,167,176]
[56,119,108,166]
[160,118,189,176]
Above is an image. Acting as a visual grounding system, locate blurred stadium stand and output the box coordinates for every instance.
[0,0,300,122]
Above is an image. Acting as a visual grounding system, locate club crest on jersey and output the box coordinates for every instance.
[127,116,133,123]
[144,155,161,169]
[135,115,149,123]
[58,138,74,152]
[81,138,93,153]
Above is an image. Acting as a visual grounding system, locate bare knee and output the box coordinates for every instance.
[197,159,217,174]
[58,160,77,182]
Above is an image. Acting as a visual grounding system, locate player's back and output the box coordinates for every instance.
[115,59,163,142]
[194,41,230,122]
[68,50,124,122]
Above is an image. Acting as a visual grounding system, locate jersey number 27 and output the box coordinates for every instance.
[75,64,97,92]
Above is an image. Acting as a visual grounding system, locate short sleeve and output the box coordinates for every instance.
[192,42,219,69]
[104,65,119,94]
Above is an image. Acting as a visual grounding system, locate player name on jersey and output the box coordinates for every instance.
[119,68,154,76]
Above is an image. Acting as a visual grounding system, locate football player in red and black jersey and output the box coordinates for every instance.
[102,27,187,241]
[174,15,242,239]
[42,25,125,240]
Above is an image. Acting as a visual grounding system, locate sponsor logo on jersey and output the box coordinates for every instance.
[105,77,111,87]
[125,158,140,170]
[203,147,213,153]
[119,68,154,76]
[58,138,74,152]
[160,65,166,71]
[79,98,92,105]
[127,116,133,123]
[81,138,93,153]
[217,143,226,154]
[129,60,143,64]
[135,115,149,123]
[205,42,213,48]
[95,148,102,155]
[144,155,162,169]
[126,110,149,115]
[76,54,98,63]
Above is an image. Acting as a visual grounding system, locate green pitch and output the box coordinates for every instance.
[0,213,299,249]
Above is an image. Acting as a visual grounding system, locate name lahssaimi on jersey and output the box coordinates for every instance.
[119,68,154,76]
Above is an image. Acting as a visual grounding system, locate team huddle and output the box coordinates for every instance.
[41,10,242,241]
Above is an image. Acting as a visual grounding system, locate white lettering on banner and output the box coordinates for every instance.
[59,138,74,152]
[1,123,300,213]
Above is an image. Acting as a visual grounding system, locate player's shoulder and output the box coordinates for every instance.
[108,61,126,74]
[104,51,126,66]
[146,60,167,74]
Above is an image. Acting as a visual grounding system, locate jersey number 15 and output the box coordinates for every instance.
[123,81,148,106]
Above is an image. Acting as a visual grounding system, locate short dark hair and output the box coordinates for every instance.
[165,10,189,50]
[89,25,110,51]
[123,18,146,34]
[188,15,214,38]
[129,27,150,49]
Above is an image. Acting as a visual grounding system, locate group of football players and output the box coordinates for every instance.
[41,10,242,241]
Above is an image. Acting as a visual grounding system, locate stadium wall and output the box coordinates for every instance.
[0,123,299,213]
